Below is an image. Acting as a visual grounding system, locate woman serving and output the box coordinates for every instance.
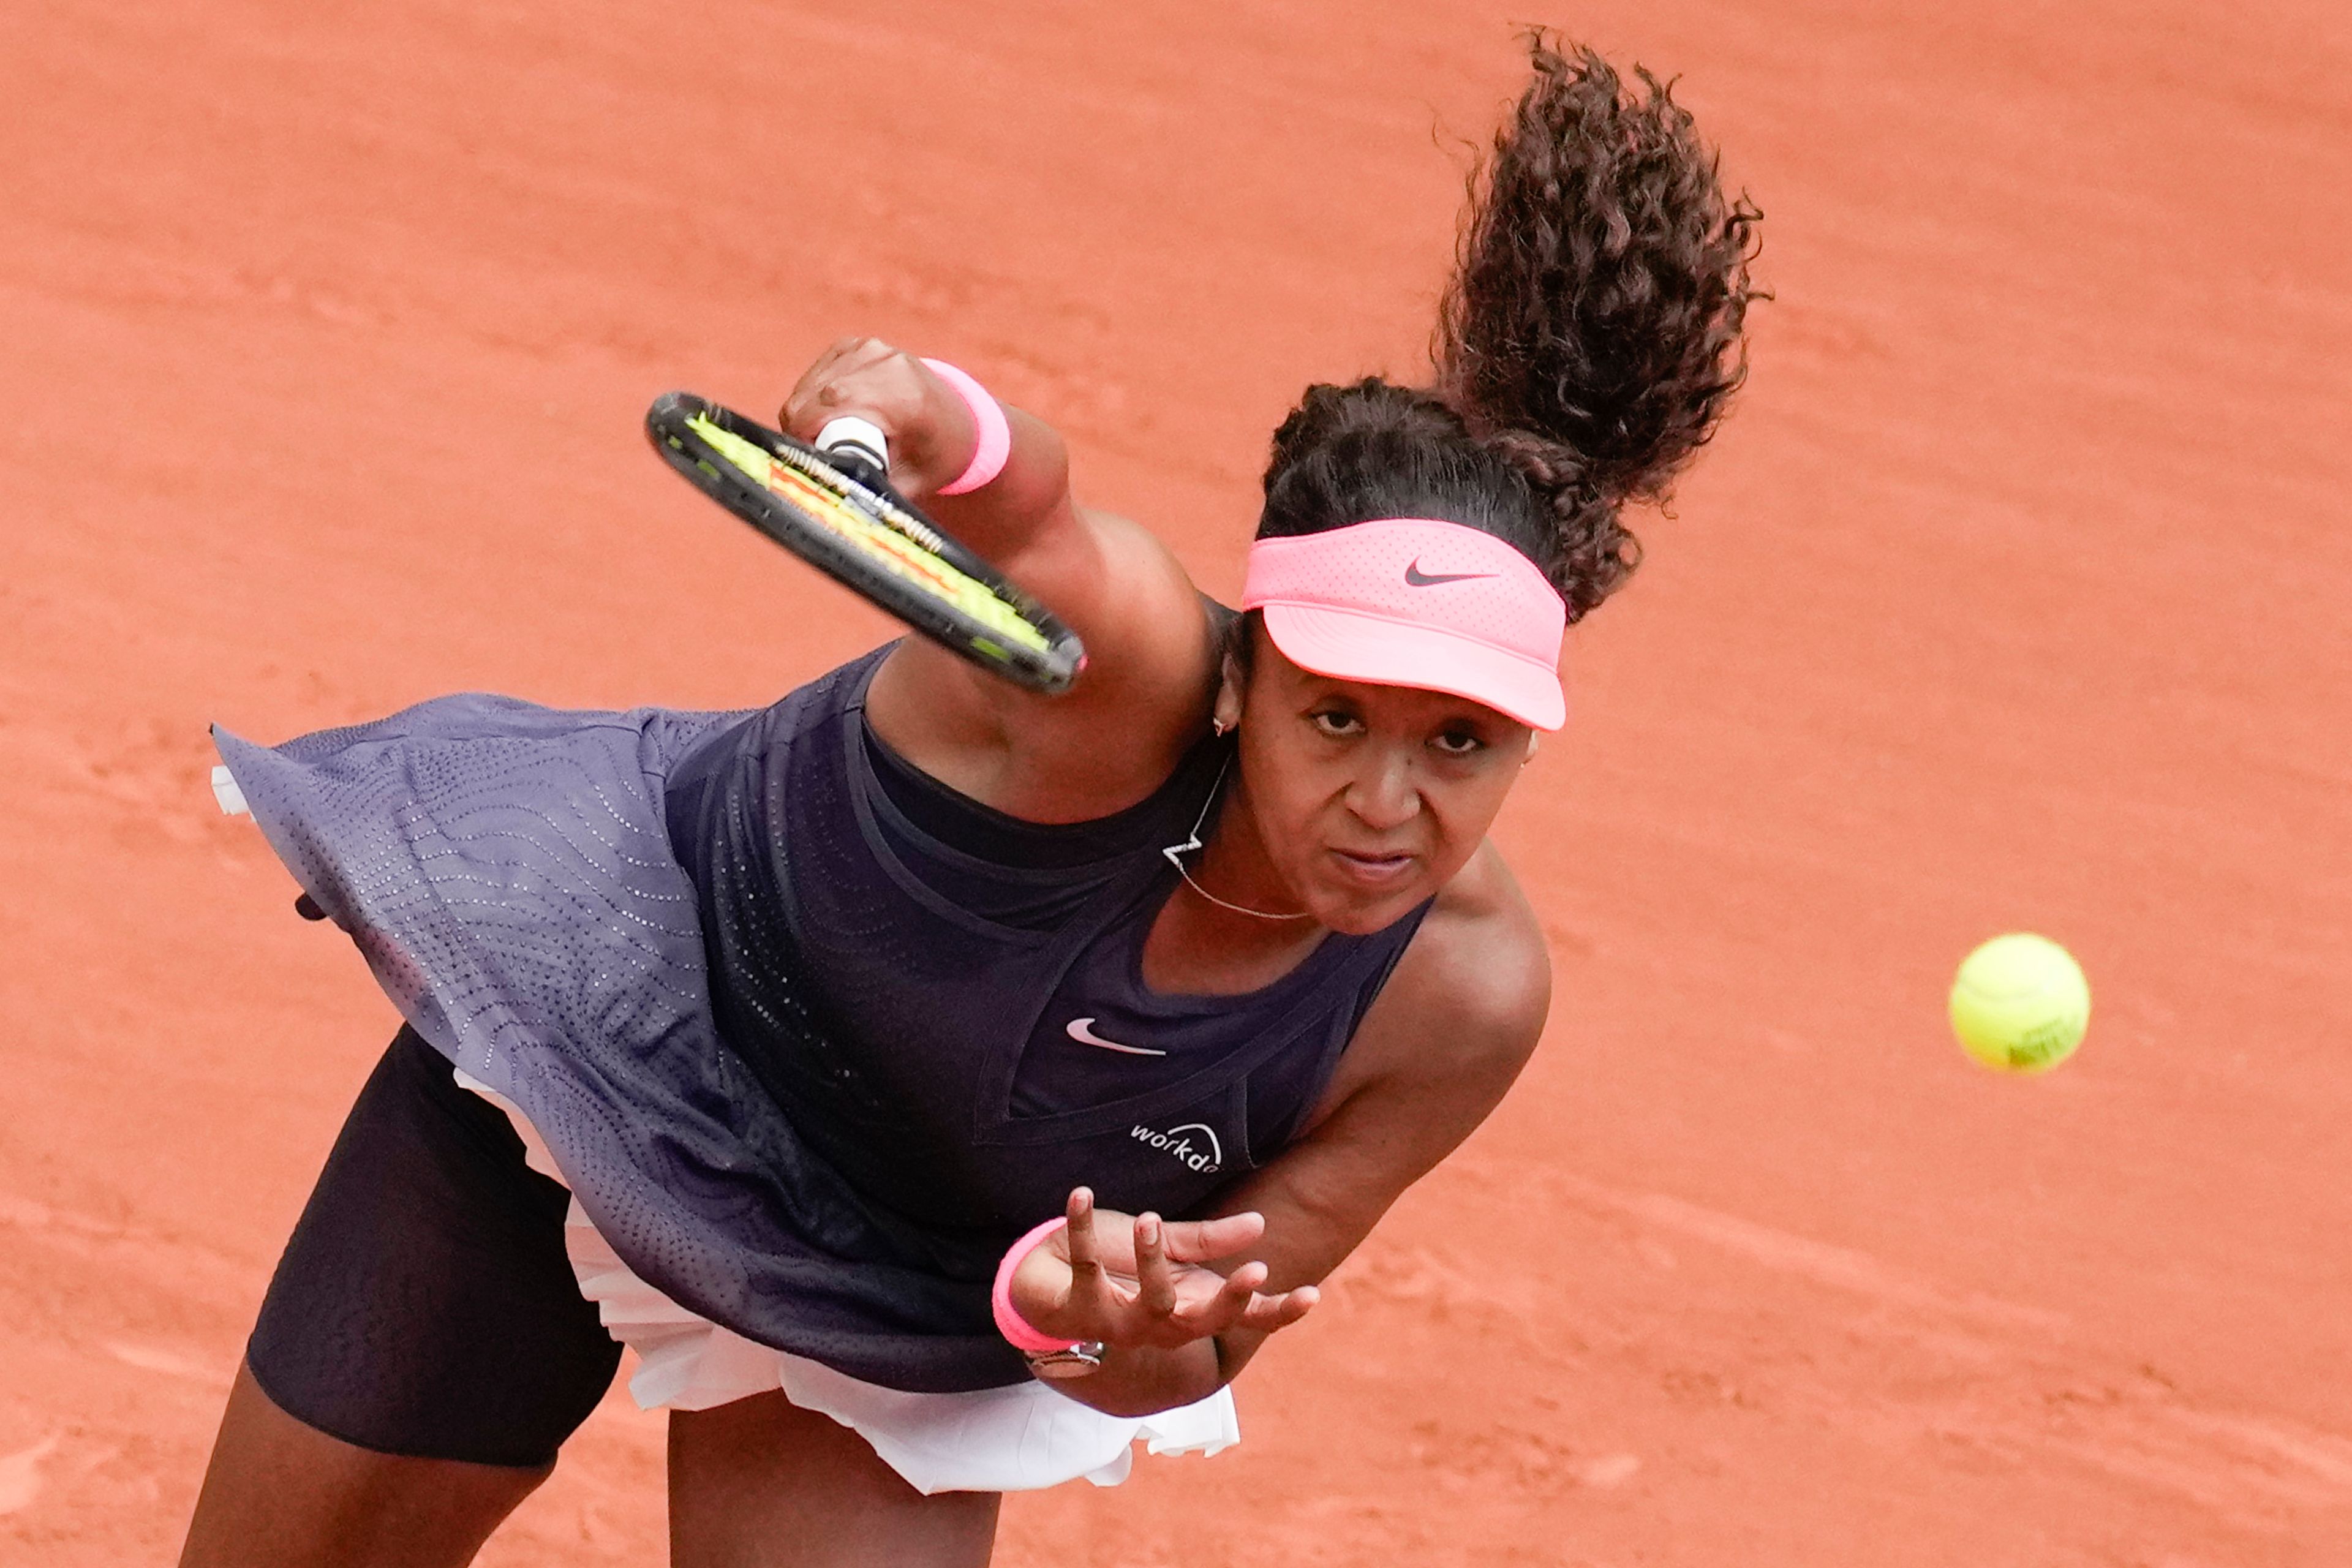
[180,38,1757,1568]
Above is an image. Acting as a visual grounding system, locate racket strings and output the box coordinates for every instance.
[688,415,1050,654]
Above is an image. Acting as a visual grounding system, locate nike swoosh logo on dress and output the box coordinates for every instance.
[1065,1017,1167,1056]
[1403,560,1496,587]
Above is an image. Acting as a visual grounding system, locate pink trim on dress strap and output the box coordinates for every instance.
[992,1218,1081,1354]
[921,358,1013,496]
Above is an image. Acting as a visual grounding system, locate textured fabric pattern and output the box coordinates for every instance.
[214,692,1028,1391]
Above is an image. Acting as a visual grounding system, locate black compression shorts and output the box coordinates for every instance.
[246,1027,622,1468]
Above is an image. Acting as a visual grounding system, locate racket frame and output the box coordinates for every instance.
[646,392,1085,695]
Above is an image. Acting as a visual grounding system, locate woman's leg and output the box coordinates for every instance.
[177,1029,622,1562]
[669,1390,1001,1568]
[178,1362,548,1568]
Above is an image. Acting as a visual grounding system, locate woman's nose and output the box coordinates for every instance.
[1342,749,1421,832]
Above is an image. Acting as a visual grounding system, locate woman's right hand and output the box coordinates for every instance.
[1009,1187,1319,1354]
[777,336,978,499]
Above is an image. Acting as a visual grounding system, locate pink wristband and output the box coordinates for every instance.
[921,358,1011,496]
[992,1217,1080,1354]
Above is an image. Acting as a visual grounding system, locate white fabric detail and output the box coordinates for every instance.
[450,1069,1239,1494]
[210,764,249,816]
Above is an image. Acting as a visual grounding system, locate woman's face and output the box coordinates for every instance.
[1226,628,1534,935]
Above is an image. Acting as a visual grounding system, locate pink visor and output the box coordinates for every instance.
[1242,518,1567,730]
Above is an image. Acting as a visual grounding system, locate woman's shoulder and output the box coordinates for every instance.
[1292,842,1549,1147]
[1400,842,1552,1055]
[1329,843,1551,1099]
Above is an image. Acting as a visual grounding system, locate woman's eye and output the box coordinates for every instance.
[1310,710,1363,737]
[1432,730,1485,756]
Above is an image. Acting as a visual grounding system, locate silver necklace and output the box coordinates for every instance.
[1159,759,1314,922]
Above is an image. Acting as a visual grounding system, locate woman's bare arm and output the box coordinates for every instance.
[777,338,1218,822]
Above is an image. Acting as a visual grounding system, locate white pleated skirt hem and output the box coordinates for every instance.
[453,1070,1240,1494]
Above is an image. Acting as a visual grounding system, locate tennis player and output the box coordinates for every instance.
[179,39,1756,1568]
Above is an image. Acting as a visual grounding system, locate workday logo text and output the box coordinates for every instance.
[1131,1121,1222,1175]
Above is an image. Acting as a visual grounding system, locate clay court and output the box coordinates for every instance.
[2,0,2348,1562]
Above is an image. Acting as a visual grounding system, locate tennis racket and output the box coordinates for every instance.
[645,393,1085,694]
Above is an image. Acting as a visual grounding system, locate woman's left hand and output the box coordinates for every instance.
[1009,1187,1319,1352]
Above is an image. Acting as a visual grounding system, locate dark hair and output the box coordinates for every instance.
[1257,35,1761,622]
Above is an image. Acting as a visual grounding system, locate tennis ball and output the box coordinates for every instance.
[1948,933,2090,1074]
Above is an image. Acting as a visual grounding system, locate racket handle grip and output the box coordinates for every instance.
[816,416,890,487]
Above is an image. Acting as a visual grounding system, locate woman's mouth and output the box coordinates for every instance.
[1327,846,1417,886]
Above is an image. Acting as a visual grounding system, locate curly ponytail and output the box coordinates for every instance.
[1259,34,1760,624]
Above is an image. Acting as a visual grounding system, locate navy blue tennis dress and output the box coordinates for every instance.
[214,643,1430,1401]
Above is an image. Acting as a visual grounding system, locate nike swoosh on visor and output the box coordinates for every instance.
[1403,560,1496,586]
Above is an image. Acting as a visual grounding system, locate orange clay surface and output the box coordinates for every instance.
[2,2,2348,1563]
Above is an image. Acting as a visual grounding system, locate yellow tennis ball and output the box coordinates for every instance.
[1948,933,2090,1074]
